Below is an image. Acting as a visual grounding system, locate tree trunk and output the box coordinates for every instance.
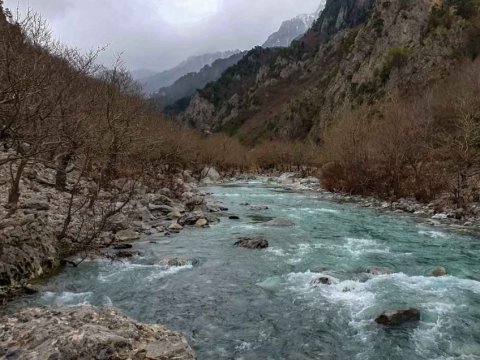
[55,152,73,191]
[7,158,27,208]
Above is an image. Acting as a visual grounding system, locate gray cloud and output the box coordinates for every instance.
[4,0,320,71]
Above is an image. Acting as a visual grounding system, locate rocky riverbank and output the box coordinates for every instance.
[0,145,227,304]
[0,306,196,359]
[0,152,225,357]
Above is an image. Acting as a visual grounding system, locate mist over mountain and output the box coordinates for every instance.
[130,69,157,81]
[137,50,241,94]
[144,3,326,106]
[262,2,326,48]
[151,51,247,113]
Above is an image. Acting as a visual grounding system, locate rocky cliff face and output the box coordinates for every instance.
[310,0,375,37]
[181,0,469,143]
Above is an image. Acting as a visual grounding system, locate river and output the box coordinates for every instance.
[9,180,480,359]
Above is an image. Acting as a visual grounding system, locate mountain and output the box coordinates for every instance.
[137,50,241,94]
[262,2,326,48]
[180,0,473,143]
[151,51,247,113]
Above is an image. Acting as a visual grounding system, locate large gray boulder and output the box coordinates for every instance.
[178,211,205,226]
[200,166,221,184]
[0,306,196,360]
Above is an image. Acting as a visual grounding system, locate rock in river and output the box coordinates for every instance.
[115,250,139,259]
[160,257,199,267]
[429,266,448,277]
[365,267,393,276]
[263,218,295,227]
[235,237,269,249]
[0,306,196,360]
[375,308,421,326]
[311,276,335,286]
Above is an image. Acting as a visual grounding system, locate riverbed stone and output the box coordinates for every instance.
[235,236,269,249]
[115,229,140,242]
[311,276,334,286]
[160,257,198,267]
[263,218,295,227]
[229,215,240,220]
[366,267,393,276]
[112,244,133,250]
[249,205,269,211]
[195,218,208,227]
[0,306,196,360]
[107,213,130,232]
[168,223,184,231]
[429,266,448,277]
[148,204,174,214]
[115,250,139,258]
[179,212,204,226]
[167,209,182,219]
[375,308,421,326]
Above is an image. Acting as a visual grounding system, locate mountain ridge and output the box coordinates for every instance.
[138,50,241,94]
[151,51,248,113]
[262,2,326,48]
[179,0,471,144]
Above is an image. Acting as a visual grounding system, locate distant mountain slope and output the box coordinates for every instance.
[151,51,247,113]
[180,0,472,143]
[138,50,241,94]
[262,2,326,48]
[130,68,156,81]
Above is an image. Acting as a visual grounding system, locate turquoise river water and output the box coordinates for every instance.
[9,180,480,359]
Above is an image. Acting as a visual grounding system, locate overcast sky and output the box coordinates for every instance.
[4,0,320,72]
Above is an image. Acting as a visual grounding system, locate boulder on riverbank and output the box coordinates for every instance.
[115,229,140,242]
[200,166,221,184]
[0,306,196,360]
[375,308,421,326]
[235,236,269,249]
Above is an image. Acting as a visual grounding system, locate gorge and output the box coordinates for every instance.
[1,0,480,359]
